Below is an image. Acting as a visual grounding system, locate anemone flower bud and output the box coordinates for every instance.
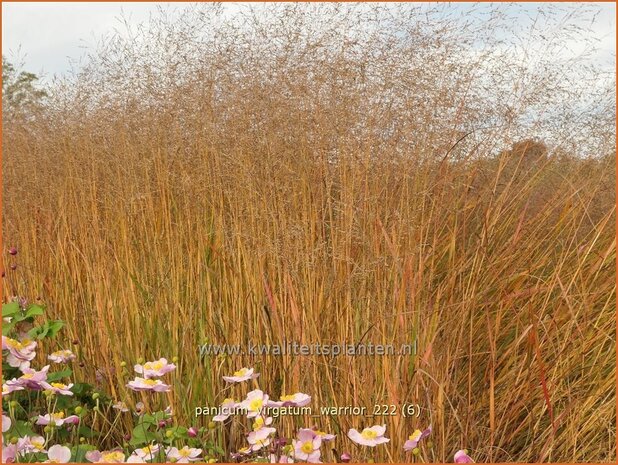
[274,438,287,447]
[341,452,351,463]
[188,427,198,438]
[9,247,17,256]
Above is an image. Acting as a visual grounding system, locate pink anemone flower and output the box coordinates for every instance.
[231,447,252,459]
[347,424,390,447]
[166,446,203,463]
[314,428,336,441]
[112,401,129,412]
[454,450,474,463]
[2,443,18,463]
[134,358,176,378]
[248,426,276,451]
[212,398,237,422]
[126,377,171,392]
[404,426,432,451]
[250,437,272,452]
[17,436,47,454]
[133,443,161,461]
[44,445,71,463]
[85,450,126,463]
[251,415,274,431]
[41,382,74,396]
[48,350,76,364]
[2,414,11,432]
[223,367,259,383]
[36,412,79,427]
[2,336,37,370]
[269,392,311,407]
[6,365,50,390]
[293,428,322,463]
[240,389,269,418]
[3,383,24,395]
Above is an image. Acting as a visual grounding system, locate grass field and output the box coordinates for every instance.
[2,3,616,463]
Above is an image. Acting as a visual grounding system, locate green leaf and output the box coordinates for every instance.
[47,369,72,382]
[70,382,93,396]
[27,320,63,340]
[71,444,97,463]
[24,304,44,319]
[77,426,97,438]
[46,320,64,338]
[2,302,20,318]
[130,424,157,445]
[140,414,156,426]
[28,322,50,339]
[2,363,20,380]
[152,411,169,422]
[211,445,226,456]
[168,425,188,439]
[29,453,49,462]
[2,319,16,336]
[8,420,37,438]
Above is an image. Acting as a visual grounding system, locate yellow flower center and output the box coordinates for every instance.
[179,449,191,457]
[143,379,158,386]
[249,398,263,411]
[32,439,45,450]
[234,368,248,377]
[409,429,422,441]
[52,412,65,420]
[7,338,33,350]
[141,446,156,454]
[281,394,295,401]
[361,429,377,440]
[21,373,34,379]
[301,441,314,454]
[103,451,125,461]
[253,417,264,430]
[51,383,67,389]
[145,361,164,370]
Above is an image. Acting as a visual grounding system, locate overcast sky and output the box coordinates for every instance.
[2,2,616,81]
[3,2,160,78]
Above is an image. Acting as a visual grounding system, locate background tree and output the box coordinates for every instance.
[2,56,47,120]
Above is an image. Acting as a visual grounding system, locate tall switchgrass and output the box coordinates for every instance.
[2,3,615,462]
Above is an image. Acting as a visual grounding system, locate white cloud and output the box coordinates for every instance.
[2,2,159,78]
